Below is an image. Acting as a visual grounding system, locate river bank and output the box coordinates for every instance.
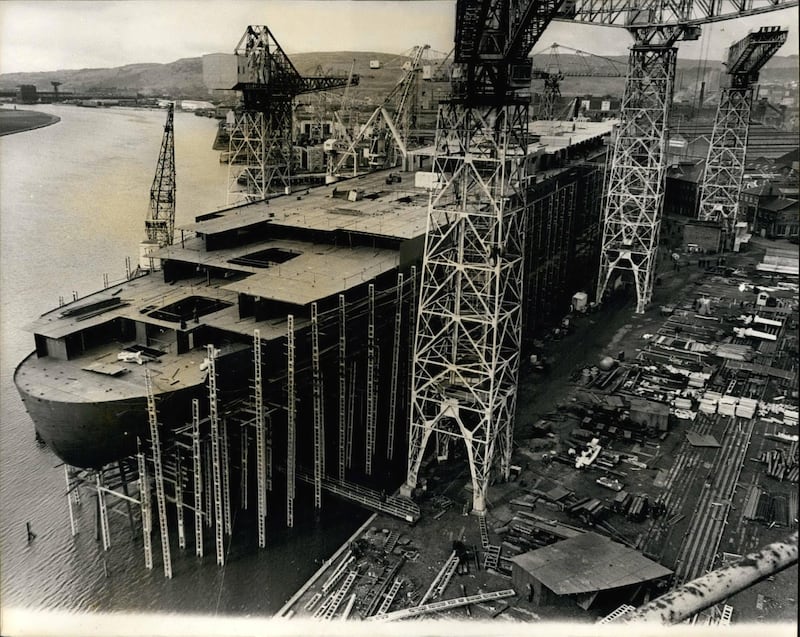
[0,108,61,136]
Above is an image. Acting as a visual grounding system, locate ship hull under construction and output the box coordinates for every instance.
[14,121,612,478]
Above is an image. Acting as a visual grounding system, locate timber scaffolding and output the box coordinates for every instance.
[63,270,422,577]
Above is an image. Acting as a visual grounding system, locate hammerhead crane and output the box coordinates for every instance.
[226,25,358,202]
[697,26,788,248]
[404,0,797,515]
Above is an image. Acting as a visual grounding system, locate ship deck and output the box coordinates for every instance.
[176,168,433,241]
[14,339,217,405]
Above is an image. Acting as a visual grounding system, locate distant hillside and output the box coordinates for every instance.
[1,52,796,101]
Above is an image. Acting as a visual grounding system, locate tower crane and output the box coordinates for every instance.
[225,25,358,202]
[404,0,797,515]
[329,45,430,178]
[697,26,788,249]
[144,103,175,251]
[530,43,626,120]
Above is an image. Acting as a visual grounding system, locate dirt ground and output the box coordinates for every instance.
[283,233,798,626]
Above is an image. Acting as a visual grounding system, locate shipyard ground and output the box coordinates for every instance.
[280,234,798,626]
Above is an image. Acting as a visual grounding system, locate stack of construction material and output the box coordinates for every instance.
[566,497,606,525]
[758,449,799,481]
[718,395,738,417]
[627,495,649,522]
[735,397,758,419]
[688,372,709,388]
[714,343,753,361]
[699,391,722,414]
[743,485,762,520]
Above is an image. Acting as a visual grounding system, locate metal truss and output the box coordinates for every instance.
[698,27,787,244]
[226,107,293,204]
[697,87,753,237]
[405,100,529,514]
[145,103,175,247]
[597,44,676,313]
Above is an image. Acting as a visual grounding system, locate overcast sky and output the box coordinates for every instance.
[0,0,797,75]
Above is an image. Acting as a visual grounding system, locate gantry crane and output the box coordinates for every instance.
[697,26,788,249]
[226,25,358,202]
[530,43,626,120]
[404,0,797,515]
[329,45,431,178]
[144,102,176,250]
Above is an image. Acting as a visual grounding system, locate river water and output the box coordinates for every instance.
[0,105,366,628]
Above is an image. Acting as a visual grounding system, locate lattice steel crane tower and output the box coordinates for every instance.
[404,0,563,514]
[588,1,796,314]
[697,26,788,249]
[145,102,176,248]
[404,0,796,514]
[226,25,357,202]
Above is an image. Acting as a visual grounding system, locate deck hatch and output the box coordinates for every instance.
[148,296,233,323]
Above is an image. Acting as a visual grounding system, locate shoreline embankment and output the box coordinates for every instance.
[0,108,61,136]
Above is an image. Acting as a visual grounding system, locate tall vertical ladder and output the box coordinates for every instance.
[145,370,172,578]
[191,398,204,557]
[253,329,267,548]
[207,344,226,566]
[286,315,296,528]
[137,446,154,570]
[365,284,377,475]
[386,273,404,461]
[338,295,347,482]
[311,302,325,510]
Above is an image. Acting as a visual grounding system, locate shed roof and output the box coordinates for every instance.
[510,532,672,596]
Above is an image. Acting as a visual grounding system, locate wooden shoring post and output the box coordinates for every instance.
[346,363,357,469]
[338,294,347,482]
[207,344,225,566]
[191,398,204,558]
[175,448,186,550]
[286,314,296,528]
[254,329,267,548]
[117,460,136,538]
[96,470,111,551]
[386,272,404,460]
[203,441,213,528]
[240,423,249,510]
[137,442,154,570]
[221,417,232,536]
[65,465,78,537]
[365,283,376,475]
[145,370,172,578]
[312,302,325,510]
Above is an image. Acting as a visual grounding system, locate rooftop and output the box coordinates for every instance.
[510,531,672,596]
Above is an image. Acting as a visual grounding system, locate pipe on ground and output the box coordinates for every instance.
[625,532,798,624]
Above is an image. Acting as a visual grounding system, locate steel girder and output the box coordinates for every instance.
[226,107,293,203]
[697,87,753,238]
[405,101,529,514]
[597,44,676,313]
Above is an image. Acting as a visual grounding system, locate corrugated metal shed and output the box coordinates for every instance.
[510,532,672,596]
